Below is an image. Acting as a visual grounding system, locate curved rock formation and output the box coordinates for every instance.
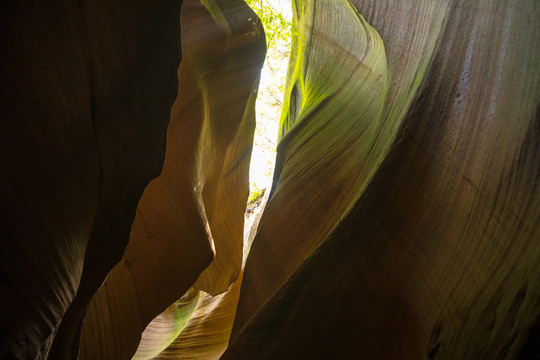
[224,0,540,358]
[0,1,182,358]
[1,0,539,359]
[233,0,392,333]
[232,0,450,334]
[78,0,265,359]
[133,289,200,360]
[153,272,244,360]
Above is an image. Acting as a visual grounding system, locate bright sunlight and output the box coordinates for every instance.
[246,0,292,202]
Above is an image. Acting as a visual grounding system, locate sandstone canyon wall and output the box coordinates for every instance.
[225,0,540,359]
[1,1,183,358]
[1,0,539,359]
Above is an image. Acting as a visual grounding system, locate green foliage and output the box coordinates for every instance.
[245,0,292,49]
[247,185,266,206]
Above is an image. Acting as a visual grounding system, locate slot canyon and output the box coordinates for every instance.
[1,0,539,359]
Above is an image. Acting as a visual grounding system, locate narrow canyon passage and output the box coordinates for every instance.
[1,0,539,359]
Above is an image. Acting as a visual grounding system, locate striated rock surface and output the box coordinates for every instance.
[1,0,539,359]
[0,1,182,358]
[233,0,421,333]
[153,273,244,360]
[132,289,201,360]
[225,0,540,359]
[78,0,265,359]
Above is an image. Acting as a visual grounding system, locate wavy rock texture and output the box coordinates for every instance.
[148,193,269,360]
[153,273,243,360]
[189,0,266,295]
[232,0,444,334]
[77,0,265,359]
[224,0,540,359]
[0,1,182,359]
[133,289,201,360]
[2,0,539,359]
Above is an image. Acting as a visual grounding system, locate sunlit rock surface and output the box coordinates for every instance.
[132,289,200,360]
[78,0,265,359]
[1,0,539,359]
[233,0,393,333]
[152,273,244,360]
[225,0,540,359]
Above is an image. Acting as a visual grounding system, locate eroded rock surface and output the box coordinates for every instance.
[1,1,182,358]
[1,0,539,359]
[79,0,265,359]
[225,0,540,359]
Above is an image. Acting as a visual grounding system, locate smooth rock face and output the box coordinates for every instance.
[233,0,450,336]
[78,0,265,359]
[1,0,539,359]
[224,0,540,359]
[0,1,182,359]
[132,289,201,360]
[232,0,392,333]
[153,272,244,360]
